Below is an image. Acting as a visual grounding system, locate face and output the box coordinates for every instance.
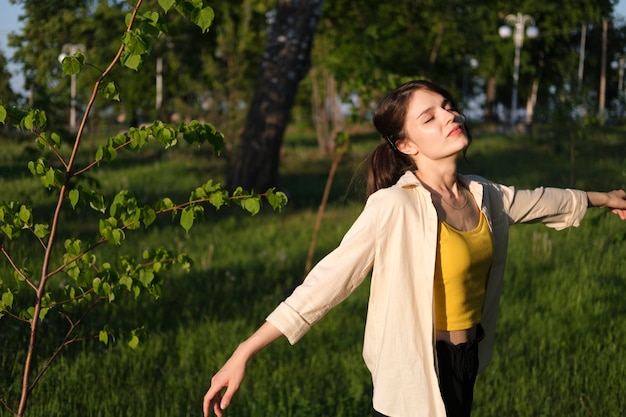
[396,89,468,164]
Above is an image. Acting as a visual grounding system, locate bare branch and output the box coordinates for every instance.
[0,397,17,415]
[1,246,37,292]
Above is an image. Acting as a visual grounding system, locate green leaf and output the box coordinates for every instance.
[158,0,175,12]
[0,104,6,123]
[34,223,50,239]
[266,189,288,211]
[180,206,194,232]
[18,205,32,226]
[156,197,175,211]
[50,132,62,148]
[132,285,141,299]
[42,168,57,189]
[121,51,142,71]
[142,207,156,227]
[66,264,80,280]
[61,54,84,75]
[93,277,102,294]
[69,189,79,208]
[102,81,120,101]
[139,269,154,286]
[21,109,47,131]
[23,113,34,130]
[128,334,140,349]
[1,224,15,239]
[88,192,107,213]
[242,197,261,215]
[39,307,50,320]
[119,275,133,291]
[2,289,14,308]
[95,146,104,162]
[22,306,35,321]
[177,254,192,272]
[208,191,228,209]
[191,6,215,33]
[99,330,109,345]
[114,228,126,244]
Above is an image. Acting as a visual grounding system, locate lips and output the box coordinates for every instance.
[447,125,463,137]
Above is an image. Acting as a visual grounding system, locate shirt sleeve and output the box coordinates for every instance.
[266,198,379,344]
[496,184,588,230]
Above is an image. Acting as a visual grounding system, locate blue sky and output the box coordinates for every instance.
[2,0,626,95]
[1,0,25,94]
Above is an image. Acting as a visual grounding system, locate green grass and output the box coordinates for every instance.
[0,122,625,416]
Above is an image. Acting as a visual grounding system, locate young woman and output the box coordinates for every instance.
[203,80,626,417]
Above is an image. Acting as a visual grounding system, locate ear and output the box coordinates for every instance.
[396,139,419,156]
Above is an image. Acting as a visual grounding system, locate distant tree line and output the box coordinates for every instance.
[1,0,625,190]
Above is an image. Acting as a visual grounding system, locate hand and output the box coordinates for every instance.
[604,190,626,220]
[587,190,626,220]
[203,351,248,417]
[202,322,284,417]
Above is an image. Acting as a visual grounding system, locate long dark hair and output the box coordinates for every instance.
[366,80,472,197]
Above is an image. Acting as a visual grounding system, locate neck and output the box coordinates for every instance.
[414,161,459,195]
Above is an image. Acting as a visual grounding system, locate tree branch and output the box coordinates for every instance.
[1,246,37,292]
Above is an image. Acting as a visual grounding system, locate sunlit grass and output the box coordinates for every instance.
[0,122,625,416]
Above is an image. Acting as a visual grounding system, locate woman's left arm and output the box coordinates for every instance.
[587,190,626,220]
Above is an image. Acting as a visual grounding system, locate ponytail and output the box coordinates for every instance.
[366,142,415,197]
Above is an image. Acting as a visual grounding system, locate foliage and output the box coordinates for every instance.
[5,0,269,129]
[311,0,621,123]
[0,51,18,106]
[0,1,287,416]
[1,124,625,416]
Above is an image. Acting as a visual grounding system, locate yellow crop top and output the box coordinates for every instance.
[434,212,494,331]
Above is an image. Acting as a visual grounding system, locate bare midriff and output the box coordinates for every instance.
[436,324,479,345]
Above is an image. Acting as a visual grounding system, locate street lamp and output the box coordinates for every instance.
[611,55,625,96]
[58,43,86,131]
[611,55,625,118]
[499,13,539,125]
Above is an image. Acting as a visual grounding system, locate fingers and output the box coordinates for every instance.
[219,385,236,411]
[612,208,626,220]
[203,388,222,417]
[607,190,626,220]
[203,370,243,417]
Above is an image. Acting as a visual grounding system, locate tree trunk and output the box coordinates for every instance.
[311,65,341,156]
[484,76,498,122]
[227,0,324,192]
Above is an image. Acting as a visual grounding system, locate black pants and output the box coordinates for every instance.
[373,326,482,417]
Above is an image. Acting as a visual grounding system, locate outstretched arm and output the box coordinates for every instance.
[587,190,626,220]
[203,322,284,417]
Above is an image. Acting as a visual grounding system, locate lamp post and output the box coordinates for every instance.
[499,13,539,125]
[611,55,625,96]
[611,55,625,118]
[58,43,86,130]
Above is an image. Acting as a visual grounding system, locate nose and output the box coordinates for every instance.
[439,107,457,124]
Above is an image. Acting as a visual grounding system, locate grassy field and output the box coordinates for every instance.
[0,122,625,417]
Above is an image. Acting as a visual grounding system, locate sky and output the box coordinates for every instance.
[2,0,626,96]
[1,0,25,95]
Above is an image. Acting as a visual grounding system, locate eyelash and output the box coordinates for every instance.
[424,107,455,123]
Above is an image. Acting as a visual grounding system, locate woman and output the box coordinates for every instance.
[203,80,626,417]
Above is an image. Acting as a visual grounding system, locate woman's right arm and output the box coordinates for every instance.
[203,322,284,417]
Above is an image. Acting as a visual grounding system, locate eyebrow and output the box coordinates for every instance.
[416,99,451,119]
[417,106,434,120]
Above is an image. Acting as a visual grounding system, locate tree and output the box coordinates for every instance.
[7,0,232,128]
[200,0,272,144]
[227,0,325,192]
[0,1,287,416]
[0,51,18,106]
